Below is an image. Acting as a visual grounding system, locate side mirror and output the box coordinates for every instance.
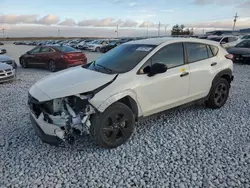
[220,41,226,45]
[27,51,31,55]
[143,63,167,77]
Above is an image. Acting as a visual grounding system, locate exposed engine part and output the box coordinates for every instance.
[33,95,96,144]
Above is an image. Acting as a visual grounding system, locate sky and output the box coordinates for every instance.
[0,0,250,37]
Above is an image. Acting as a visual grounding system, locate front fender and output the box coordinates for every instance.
[93,89,143,117]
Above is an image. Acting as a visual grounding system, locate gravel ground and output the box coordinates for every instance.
[1,44,250,188]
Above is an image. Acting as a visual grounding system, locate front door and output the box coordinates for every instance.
[134,43,190,116]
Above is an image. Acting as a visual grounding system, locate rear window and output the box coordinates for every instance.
[54,46,78,52]
[208,37,222,42]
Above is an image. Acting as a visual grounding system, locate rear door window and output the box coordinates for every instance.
[186,43,209,63]
[228,37,238,42]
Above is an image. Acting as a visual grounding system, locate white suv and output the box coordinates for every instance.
[28,38,234,148]
[207,36,240,48]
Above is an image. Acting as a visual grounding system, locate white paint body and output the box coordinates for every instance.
[29,38,233,120]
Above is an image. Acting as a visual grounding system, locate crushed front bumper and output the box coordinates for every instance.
[30,112,62,146]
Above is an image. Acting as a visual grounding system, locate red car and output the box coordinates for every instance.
[19,45,87,72]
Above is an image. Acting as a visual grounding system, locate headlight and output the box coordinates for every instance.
[242,54,250,57]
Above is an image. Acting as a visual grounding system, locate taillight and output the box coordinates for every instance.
[61,54,69,59]
[225,54,234,60]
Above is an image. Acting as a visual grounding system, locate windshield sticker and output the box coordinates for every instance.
[136,47,153,52]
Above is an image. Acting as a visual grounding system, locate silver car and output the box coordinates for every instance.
[0,55,17,69]
[0,63,16,83]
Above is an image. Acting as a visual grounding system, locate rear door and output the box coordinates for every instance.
[185,42,218,100]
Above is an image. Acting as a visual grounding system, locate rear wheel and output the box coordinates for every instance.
[205,78,230,109]
[90,102,135,149]
[20,58,28,68]
[48,60,57,72]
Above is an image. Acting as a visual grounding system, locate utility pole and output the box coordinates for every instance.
[115,24,119,38]
[164,25,168,36]
[58,29,60,37]
[146,21,149,38]
[158,22,161,36]
[2,28,5,38]
[232,13,238,31]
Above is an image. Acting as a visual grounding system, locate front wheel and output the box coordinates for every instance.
[20,58,28,68]
[205,78,230,109]
[90,102,135,149]
[95,47,100,52]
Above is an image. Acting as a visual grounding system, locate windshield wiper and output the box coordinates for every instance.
[96,64,114,74]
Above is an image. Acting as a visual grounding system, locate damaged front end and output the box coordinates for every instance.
[28,93,96,145]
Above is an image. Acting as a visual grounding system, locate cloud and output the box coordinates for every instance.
[139,21,158,28]
[37,15,60,25]
[160,9,174,12]
[78,18,138,27]
[120,20,138,27]
[78,18,120,27]
[129,2,138,7]
[237,0,250,9]
[59,18,77,26]
[186,17,250,29]
[193,0,239,5]
[0,14,38,24]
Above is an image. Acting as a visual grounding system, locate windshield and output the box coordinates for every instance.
[86,44,156,74]
[55,46,79,52]
[208,37,222,42]
[235,40,250,48]
[242,35,250,39]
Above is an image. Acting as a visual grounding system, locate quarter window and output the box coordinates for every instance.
[151,43,184,68]
[209,45,219,56]
[186,43,208,63]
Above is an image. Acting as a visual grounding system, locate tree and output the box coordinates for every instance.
[171,24,191,36]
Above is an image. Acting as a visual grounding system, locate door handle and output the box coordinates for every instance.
[211,62,217,66]
[180,72,189,77]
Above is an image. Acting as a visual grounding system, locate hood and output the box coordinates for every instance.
[0,63,12,69]
[0,55,12,61]
[33,66,116,99]
[227,47,250,55]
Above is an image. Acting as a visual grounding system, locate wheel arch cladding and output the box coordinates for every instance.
[118,96,139,121]
[212,68,233,86]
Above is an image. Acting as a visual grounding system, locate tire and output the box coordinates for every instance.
[20,58,28,68]
[205,78,230,109]
[48,60,57,72]
[96,47,100,52]
[90,102,135,149]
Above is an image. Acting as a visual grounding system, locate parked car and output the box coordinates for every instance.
[78,40,96,50]
[100,41,123,53]
[19,45,87,72]
[0,42,4,45]
[227,39,250,64]
[0,63,16,83]
[28,38,234,148]
[0,55,17,69]
[207,36,241,49]
[0,48,7,54]
[87,40,109,52]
